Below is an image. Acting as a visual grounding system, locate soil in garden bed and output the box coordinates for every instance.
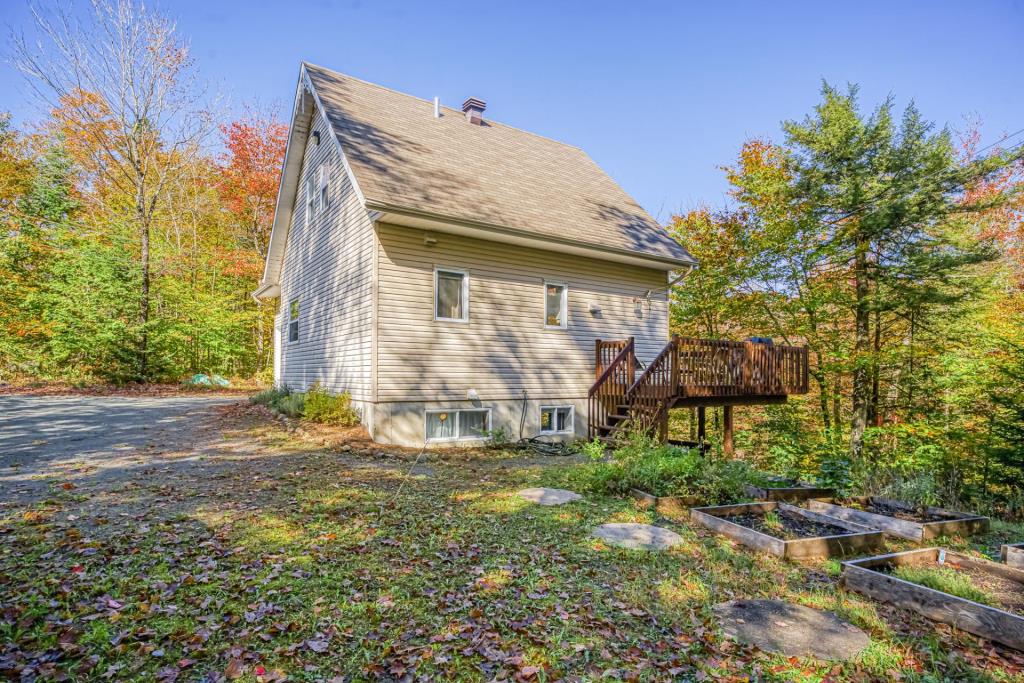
[879,560,1024,615]
[720,509,852,540]
[843,499,951,522]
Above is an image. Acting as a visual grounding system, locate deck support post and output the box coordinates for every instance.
[723,405,734,457]
[697,406,706,449]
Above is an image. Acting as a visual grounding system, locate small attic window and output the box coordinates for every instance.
[305,172,315,224]
[317,166,328,213]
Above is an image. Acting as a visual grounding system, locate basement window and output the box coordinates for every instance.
[435,268,469,322]
[288,299,299,343]
[540,406,573,434]
[544,282,567,329]
[425,409,491,442]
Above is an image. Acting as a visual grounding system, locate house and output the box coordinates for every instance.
[255,63,808,448]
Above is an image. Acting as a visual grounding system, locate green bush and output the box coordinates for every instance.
[250,386,290,408]
[571,432,759,504]
[303,383,359,426]
[276,392,305,418]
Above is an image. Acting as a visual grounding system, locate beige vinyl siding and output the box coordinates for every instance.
[277,108,374,400]
[374,222,669,403]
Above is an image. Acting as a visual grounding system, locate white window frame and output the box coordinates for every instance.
[287,298,300,344]
[539,405,574,434]
[305,172,315,224]
[317,166,328,213]
[424,408,492,443]
[543,280,568,330]
[434,267,470,323]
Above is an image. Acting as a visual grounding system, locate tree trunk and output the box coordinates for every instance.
[868,307,881,426]
[137,194,151,381]
[811,366,832,434]
[849,239,871,462]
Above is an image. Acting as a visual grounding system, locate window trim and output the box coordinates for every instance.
[543,280,568,330]
[305,172,315,224]
[539,405,574,434]
[424,408,492,443]
[287,298,300,344]
[434,266,470,323]
[317,166,328,213]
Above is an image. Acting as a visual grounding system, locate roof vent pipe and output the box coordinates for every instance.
[461,97,486,125]
[433,96,440,118]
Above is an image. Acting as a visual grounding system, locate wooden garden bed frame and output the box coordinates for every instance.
[743,483,835,502]
[689,501,884,560]
[806,497,989,541]
[1003,543,1024,569]
[629,489,701,518]
[841,547,1024,651]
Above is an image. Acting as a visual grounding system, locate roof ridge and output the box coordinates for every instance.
[301,61,588,154]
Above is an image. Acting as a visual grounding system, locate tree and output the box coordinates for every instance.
[13,0,216,379]
[772,84,1020,462]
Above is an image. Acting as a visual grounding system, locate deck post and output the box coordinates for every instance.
[697,406,706,448]
[594,339,602,378]
[723,405,734,457]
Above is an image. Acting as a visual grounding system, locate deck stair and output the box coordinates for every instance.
[588,336,809,444]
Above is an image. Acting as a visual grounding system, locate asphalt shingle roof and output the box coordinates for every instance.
[305,63,694,265]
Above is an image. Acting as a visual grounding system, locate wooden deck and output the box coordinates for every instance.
[588,336,810,442]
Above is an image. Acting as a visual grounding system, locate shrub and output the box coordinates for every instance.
[276,392,306,418]
[251,386,290,408]
[303,383,359,425]
[571,432,759,504]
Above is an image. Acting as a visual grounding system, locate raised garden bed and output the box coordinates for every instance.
[630,489,700,518]
[743,478,834,502]
[841,548,1024,650]
[689,501,884,560]
[1003,543,1024,569]
[806,497,989,541]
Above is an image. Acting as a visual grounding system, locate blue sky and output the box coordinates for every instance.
[2,1,1022,221]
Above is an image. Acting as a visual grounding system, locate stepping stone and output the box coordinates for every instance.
[591,523,684,550]
[517,487,581,505]
[713,599,870,661]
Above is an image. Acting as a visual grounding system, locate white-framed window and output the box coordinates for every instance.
[425,408,491,442]
[435,267,469,322]
[540,405,573,434]
[544,281,567,329]
[288,299,300,343]
[317,166,328,213]
[305,172,315,224]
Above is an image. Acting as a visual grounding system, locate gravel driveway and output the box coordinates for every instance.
[0,394,241,504]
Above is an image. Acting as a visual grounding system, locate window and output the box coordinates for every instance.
[435,268,468,322]
[425,409,491,442]
[288,299,300,342]
[544,282,567,329]
[540,406,573,434]
[317,166,328,213]
[305,173,315,224]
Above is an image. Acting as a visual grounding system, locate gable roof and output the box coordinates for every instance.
[257,64,694,296]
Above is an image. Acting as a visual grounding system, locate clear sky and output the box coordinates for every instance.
[2,0,1022,221]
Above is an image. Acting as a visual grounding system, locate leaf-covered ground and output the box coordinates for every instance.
[2,400,1024,682]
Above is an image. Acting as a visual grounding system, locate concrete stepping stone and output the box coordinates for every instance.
[517,487,581,505]
[591,522,684,550]
[713,599,870,661]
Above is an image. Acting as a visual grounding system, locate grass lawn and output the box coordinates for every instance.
[2,406,1024,682]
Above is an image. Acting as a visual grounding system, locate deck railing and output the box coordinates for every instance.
[675,337,809,398]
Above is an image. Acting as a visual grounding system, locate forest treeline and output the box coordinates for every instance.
[1,3,1022,510]
[670,85,1024,513]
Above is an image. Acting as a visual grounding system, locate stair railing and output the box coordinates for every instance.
[587,338,635,439]
[623,336,679,440]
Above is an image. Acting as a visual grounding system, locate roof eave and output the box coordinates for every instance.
[366,200,698,271]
